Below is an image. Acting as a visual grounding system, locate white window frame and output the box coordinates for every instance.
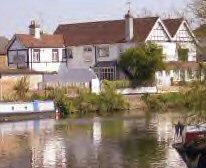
[52,49,59,62]
[98,46,109,57]
[33,49,40,63]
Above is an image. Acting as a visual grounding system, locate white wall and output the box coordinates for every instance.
[65,45,95,69]
[91,78,100,94]
[156,42,177,62]
[29,48,66,72]
[66,43,134,69]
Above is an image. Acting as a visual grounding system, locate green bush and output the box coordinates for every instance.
[103,80,132,89]
[141,92,186,111]
[184,82,206,115]
[73,83,129,114]
[99,80,129,112]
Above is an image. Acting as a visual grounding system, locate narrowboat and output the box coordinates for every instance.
[173,123,206,168]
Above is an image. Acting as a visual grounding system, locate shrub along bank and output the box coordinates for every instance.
[141,92,186,112]
[141,82,206,116]
[3,78,129,118]
[49,86,129,117]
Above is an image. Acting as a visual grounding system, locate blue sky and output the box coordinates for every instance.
[0,0,189,38]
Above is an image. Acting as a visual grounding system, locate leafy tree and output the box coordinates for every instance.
[13,76,30,100]
[118,43,165,87]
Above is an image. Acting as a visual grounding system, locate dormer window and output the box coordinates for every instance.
[33,49,40,62]
[52,49,59,62]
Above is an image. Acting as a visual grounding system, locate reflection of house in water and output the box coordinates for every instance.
[31,136,67,168]
[155,113,173,142]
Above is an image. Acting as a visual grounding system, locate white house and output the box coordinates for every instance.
[7,21,100,93]
[7,21,66,72]
[7,11,198,87]
[54,11,198,86]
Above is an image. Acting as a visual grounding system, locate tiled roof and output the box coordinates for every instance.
[163,18,184,37]
[0,36,9,55]
[43,68,97,83]
[54,17,159,46]
[15,34,64,48]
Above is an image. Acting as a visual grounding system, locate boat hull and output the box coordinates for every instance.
[173,143,206,168]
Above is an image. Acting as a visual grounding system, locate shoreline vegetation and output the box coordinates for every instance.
[3,79,130,118]
[141,81,206,124]
[2,75,206,121]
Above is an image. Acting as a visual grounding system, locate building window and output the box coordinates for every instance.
[83,46,93,62]
[52,49,59,62]
[178,48,189,62]
[98,46,109,57]
[83,47,92,52]
[33,49,40,62]
[67,48,73,59]
[94,67,116,80]
[62,49,67,62]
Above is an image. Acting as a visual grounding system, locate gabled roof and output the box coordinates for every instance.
[12,34,64,48]
[54,17,159,46]
[163,18,184,37]
[0,36,9,55]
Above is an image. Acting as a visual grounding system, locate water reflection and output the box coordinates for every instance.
[0,112,187,168]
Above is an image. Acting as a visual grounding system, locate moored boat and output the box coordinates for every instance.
[173,123,206,168]
[0,100,56,122]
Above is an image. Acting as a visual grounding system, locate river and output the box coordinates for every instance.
[0,111,187,168]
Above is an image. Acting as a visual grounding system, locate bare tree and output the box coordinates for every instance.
[189,0,206,23]
[136,8,155,17]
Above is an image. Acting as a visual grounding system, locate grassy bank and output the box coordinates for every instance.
[141,82,206,118]
[3,79,129,118]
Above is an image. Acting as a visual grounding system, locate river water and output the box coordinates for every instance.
[0,111,187,168]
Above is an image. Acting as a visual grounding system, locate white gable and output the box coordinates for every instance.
[146,21,170,42]
[173,23,194,42]
[8,37,26,50]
